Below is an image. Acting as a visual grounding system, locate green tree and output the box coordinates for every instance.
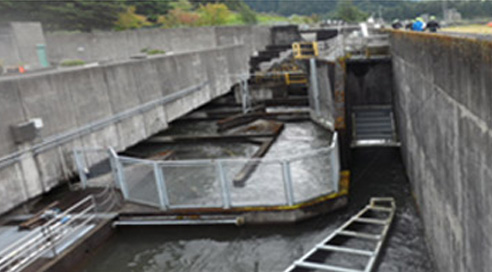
[0,0,124,32]
[170,0,194,12]
[236,1,258,24]
[125,0,171,23]
[194,0,257,24]
[332,0,369,23]
[197,3,231,26]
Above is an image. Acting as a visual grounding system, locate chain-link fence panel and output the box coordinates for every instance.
[289,149,334,203]
[160,162,222,208]
[120,158,160,208]
[221,159,286,207]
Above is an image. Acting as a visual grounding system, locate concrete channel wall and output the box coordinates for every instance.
[0,24,291,215]
[46,26,273,64]
[391,31,492,272]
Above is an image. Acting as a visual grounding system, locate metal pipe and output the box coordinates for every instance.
[113,218,239,226]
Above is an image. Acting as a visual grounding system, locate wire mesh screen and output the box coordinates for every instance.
[221,159,286,207]
[161,162,222,208]
[290,150,334,203]
[120,158,160,207]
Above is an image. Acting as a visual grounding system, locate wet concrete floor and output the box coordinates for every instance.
[78,147,435,272]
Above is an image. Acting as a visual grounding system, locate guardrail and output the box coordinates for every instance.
[97,133,340,210]
[0,196,97,272]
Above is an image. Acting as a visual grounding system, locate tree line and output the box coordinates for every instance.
[0,0,257,32]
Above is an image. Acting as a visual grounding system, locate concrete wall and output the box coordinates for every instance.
[46,26,273,64]
[391,31,492,272]
[346,59,393,107]
[0,22,46,68]
[0,42,248,214]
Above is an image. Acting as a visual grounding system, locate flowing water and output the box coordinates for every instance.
[79,137,435,271]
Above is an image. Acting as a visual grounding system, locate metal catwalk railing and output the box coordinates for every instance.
[75,133,340,210]
[0,196,98,272]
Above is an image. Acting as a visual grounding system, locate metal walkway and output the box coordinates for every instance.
[351,106,399,147]
[284,197,396,272]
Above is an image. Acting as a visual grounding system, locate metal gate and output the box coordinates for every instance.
[351,106,399,147]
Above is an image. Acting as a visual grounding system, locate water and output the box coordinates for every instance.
[121,121,337,207]
[79,147,435,272]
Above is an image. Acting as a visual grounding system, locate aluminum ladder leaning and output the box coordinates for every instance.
[284,197,396,272]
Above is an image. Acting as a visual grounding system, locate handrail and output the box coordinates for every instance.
[0,196,96,272]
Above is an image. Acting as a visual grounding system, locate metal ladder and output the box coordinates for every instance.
[284,197,396,272]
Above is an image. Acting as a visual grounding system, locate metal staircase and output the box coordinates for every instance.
[351,106,399,147]
[284,197,396,272]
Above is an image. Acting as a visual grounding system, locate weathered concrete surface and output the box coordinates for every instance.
[46,26,275,64]
[391,31,492,272]
[0,43,248,214]
[0,24,303,215]
[346,58,393,107]
[0,22,46,68]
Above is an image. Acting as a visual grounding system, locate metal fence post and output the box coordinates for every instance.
[282,161,295,206]
[108,149,129,199]
[73,150,88,189]
[329,134,340,193]
[153,162,169,210]
[309,58,321,117]
[216,161,231,209]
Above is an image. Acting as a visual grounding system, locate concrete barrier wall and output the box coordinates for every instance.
[0,43,248,214]
[391,31,492,272]
[0,22,46,68]
[46,26,272,64]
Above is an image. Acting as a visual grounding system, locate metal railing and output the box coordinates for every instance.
[97,133,340,210]
[0,196,98,272]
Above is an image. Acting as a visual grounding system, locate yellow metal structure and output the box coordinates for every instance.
[284,73,308,86]
[292,42,319,59]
